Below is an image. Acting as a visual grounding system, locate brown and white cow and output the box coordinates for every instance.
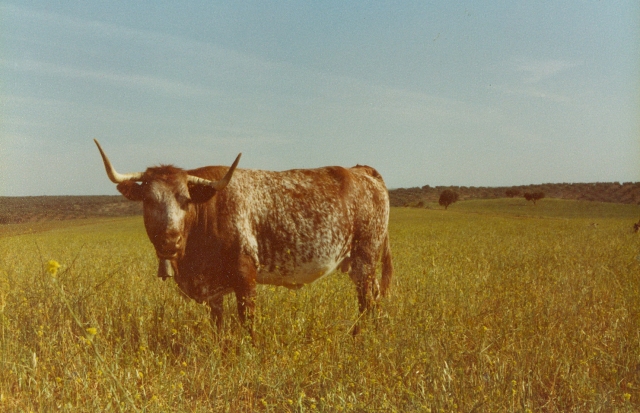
[94,140,393,336]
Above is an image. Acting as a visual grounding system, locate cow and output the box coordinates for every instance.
[94,140,393,337]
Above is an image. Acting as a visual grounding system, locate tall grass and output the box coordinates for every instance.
[1,201,639,412]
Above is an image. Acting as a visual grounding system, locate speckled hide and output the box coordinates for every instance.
[115,161,393,335]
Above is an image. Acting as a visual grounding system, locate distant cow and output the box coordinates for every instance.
[634,220,640,233]
[94,140,393,336]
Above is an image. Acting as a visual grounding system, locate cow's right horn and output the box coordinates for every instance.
[94,139,144,183]
[187,153,242,191]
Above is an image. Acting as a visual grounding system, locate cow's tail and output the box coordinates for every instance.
[380,231,393,297]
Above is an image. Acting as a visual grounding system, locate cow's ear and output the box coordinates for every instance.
[117,181,144,201]
[188,185,217,203]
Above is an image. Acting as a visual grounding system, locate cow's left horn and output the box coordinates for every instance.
[94,139,144,183]
[187,153,241,191]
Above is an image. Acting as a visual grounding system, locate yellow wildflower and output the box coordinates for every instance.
[47,260,61,276]
[86,327,97,340]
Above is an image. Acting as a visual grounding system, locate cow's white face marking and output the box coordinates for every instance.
[143,179,190,259]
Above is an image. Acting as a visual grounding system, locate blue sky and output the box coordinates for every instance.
[1,1,638,195]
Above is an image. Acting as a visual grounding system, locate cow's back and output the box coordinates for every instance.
[207,165,389,288]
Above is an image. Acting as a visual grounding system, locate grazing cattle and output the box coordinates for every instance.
[634,220,640,233]
[94,140,393,336]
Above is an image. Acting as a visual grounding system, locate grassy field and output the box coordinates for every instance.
[1,199,639,412]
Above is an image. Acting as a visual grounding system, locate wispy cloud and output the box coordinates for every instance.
[0,59,213,97]
[514,58,582,83]
[1,3,280,101]
[499,86,571,103]
[490,58,582,102]
[2,2,466,122]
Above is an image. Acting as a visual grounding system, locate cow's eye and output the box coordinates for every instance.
[142,194,158,206]
[176,195,191,209]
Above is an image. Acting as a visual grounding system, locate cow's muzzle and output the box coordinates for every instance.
[156,233,184,257]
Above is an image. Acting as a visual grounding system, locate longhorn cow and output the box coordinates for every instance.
[94,140,393,336]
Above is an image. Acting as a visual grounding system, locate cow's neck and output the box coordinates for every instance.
[175,200,219,277]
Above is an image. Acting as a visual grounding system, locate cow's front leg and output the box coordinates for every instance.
[234,255,258,340]
[235,287,256,340]
[208,294,224,331]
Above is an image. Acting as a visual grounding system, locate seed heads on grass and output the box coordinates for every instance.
[47,259,139,412]
[1,203,639,410]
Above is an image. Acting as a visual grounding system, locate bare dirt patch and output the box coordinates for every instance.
[0,196,142,224]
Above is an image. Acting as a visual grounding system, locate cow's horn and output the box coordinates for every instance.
[187,153,241,191]
[94,139,144,183]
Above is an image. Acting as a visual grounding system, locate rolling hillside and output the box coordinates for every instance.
[389,181,640,207]
[1,181,639,224]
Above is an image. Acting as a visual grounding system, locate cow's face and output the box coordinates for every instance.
[94,139,240,269]
[117,169,216,261]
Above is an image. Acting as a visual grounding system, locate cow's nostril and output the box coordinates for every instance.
[159,233,182,252]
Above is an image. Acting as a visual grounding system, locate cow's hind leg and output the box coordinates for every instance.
[348,254,378,335]
[352,261,377,312]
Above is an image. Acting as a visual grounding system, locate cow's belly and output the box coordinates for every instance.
[256,257,342,289]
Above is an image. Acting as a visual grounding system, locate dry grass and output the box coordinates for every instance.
[1,200,639,412]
